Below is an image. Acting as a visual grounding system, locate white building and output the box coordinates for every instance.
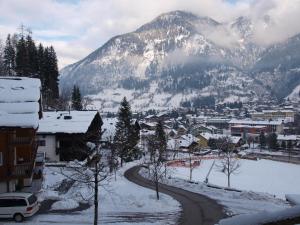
[37,111,101,162]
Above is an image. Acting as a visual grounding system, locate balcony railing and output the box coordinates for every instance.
[9,137,33,145]
[11,163,32,177]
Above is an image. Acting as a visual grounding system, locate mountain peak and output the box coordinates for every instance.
[136,10,219,33]
[59,10,300,110]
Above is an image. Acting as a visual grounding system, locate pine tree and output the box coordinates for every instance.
[3,26,60,108]
[259,131,266,149]
[15,35,30,76]
[0,39,5,76]
[26,34,38,77]
[3,34,16,76]
[267,133,278,150]
[113,97,139,166]
[37,43,45,83]
[48,46,59,99]
[71,85,83,110]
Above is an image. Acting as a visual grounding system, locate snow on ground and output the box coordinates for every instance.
[51,199,79,210]
[244,148,300,157]
[140,167,289,216]
[2,161,180,225]
[171,158,300,199]
[286,83,300,102]
[217,205,300,225]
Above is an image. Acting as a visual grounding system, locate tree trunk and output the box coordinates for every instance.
[155,169,159,200]
[189,153,192,181]
[155,180,159,200]
[227,174,230,188]
[94,163,99,225]
[227,157,230,188]
[164,164,167,178]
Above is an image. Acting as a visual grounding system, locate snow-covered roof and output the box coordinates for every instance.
[145,115,155,119]
[156,112,168,117]
[168,134,199,149]
[0,77,41,129]
[179,134,199,148]
[229,119,283,126]
[101,117,117,141]
[178,125,187,130]
[200,132,241,144]
[38,111,99,134]
[262,110,294,113]
[277,135,299,141]
[231,125,266,129]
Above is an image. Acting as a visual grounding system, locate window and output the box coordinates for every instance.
[37,140,46,147]
[0,199,27,207]
[27,195,37,205]
[0,152,2,166]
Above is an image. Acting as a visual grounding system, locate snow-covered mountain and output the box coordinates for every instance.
[59,10,300,111]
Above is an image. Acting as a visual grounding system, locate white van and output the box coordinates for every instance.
[0,192,40,222]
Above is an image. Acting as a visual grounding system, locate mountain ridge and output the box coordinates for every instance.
[59,10,300,111]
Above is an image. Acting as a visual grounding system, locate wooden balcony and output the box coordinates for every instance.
[11,163,32,177]
[9,137,33,145]
[9,141,38,179]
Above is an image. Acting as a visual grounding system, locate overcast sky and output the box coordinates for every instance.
[0,0,299,69]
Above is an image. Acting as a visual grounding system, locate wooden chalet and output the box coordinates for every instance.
[0,77,42,193]
[37,111,102,162]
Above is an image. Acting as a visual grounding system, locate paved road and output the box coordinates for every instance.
[124,166,226,225]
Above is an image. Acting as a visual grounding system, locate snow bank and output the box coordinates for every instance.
[218,205,300,225]
[51,199,79,210]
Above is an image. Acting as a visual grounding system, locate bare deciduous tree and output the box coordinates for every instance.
[144,121,167,200]
[60,143,110,225]
[216,137,240,188]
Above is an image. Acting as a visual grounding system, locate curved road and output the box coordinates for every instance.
[124,166,226,225]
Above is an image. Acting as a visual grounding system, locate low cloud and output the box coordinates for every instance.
[0,0,299,68]
[250,0,300,46]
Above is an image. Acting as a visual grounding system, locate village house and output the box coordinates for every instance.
[251,110,295,123]
[0,77,42,193]
[167,134,200,151]
[191,124,220,136]
[277,135,300,147]
[230,125,267,141]
[37,111,102,162]
[205,118,230,129]
[229,119,284,134]
[197,132,242,149]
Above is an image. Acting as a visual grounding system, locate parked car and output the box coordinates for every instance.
[0,192,40,222]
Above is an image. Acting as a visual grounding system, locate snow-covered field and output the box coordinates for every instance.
[139,168,289,216]
[171,158,300,199]
[2,161,180,225]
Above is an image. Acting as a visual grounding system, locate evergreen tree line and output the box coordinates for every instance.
[0,26,59,108]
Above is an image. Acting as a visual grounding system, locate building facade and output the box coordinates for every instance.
[0,77,42,193]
